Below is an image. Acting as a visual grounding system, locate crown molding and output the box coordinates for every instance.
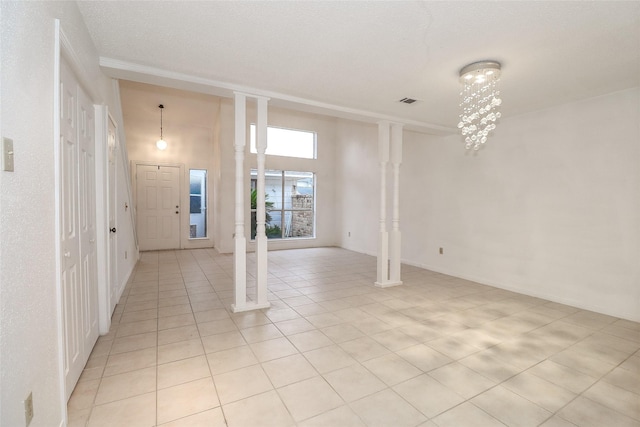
[99,57,456,135]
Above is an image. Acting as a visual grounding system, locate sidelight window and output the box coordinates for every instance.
[189,169,207,238]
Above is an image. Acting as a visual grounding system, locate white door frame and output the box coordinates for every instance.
[107,115,120,316]
[54,20,107,424]
[132,160,185,250]
[94,107,111,335]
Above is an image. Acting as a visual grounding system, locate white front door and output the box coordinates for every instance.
[136,164,181,251]
[60,58,99,400]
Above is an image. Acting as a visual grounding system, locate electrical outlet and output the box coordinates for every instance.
[439,247,444,255]
[24,392,33,426]
[348,232,351,237]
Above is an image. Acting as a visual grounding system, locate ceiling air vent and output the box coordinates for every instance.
[399,97,418,104]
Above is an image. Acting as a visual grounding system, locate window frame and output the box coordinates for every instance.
[250,169,316,241]
[249,124,317,159]
[188,169,208,239]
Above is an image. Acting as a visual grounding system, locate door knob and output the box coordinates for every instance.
[110,227,116,233]
[175,211,179,214]
[90,239,95,243]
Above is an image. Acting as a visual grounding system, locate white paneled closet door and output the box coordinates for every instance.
[60,58,99,400]
[78,87,99,360]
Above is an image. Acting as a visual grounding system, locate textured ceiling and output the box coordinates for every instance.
[77,1,640,132]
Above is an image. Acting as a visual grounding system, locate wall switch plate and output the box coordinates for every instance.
[3,137,14,172]
[24,392,33,426]
[439,247,444,255]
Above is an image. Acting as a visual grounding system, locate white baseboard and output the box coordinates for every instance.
[336,246,639,323]
[401,258,640,323]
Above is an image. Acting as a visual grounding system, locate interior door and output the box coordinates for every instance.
[60,59,100,400]
[136,164,181,251]
[78,86,99,359]
[107,118,118,313]
[60,58,82,399]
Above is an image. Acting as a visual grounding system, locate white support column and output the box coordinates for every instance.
[375,122,390,287]
[254,96,270,309]
[232,93,270,313]
[232,92,248,312]
[389,123,403,286]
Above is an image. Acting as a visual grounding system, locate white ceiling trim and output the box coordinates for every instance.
[100,57,456,135]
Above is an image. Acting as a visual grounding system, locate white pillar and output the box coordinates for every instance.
[375,122,390,287]
[254,96,270,309]
[389,123,403,285]
[232,93,270,313]
[232,92,248,312]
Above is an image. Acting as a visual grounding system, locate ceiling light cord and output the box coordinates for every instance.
[156,104,168,150]
[159,104,164,140]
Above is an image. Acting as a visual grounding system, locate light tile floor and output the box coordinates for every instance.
[68,248,640,427]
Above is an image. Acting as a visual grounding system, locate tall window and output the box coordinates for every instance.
[251,170,315,240]
[250,125,316,159]
[189,169,207,238]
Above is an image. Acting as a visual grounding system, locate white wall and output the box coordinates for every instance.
[212,105,224,252]
[122,81,220,250]
[216,99,339,253]
[0,2,129,426]
[334,121,380,256]
[336,88,640,321]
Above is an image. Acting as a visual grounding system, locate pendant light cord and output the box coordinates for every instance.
[159,104,164,139]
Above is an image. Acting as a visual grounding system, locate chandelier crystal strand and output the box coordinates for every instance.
[457,61,502,151]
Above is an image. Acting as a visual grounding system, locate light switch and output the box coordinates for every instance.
[3,137,14,172]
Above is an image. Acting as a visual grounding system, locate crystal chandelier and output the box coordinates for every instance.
[457,61,502,150]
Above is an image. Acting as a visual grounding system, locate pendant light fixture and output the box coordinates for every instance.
[156,104,168,150]
[458,61,502,150]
